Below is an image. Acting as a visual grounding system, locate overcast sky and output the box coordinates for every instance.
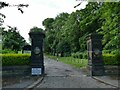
[1,0,88,43]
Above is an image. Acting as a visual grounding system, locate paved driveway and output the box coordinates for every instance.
[34,57,115,88]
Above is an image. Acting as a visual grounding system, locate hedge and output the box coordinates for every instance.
[71,52,119,65]
[102,54,119,65]
[1,54,30,66]
[103,50,120,55]
[102,50,112,54]
[1,53,119,66]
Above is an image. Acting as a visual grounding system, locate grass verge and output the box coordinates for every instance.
[45,54,88,68]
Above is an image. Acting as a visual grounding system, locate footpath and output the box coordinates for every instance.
[92,76,119,88]
[2,76,42,89]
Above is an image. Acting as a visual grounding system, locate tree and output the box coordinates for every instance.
[52,13,69,53]
[61,12,81,52]
[42,18,55,53]
[42,13,69,53]
[42,2,120,55]
[2,27,26,51]
[0,2,29,52]
[42,18,54,31]
[56,40,71,57]
[97,2,120,50]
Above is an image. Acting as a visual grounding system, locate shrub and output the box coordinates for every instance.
[71,52,87,59]
[1,54,30,66]
[29,27,44,33]
[102,50,112,54]
[111,50,120,55]
[83,53,88,59]
[71,53,76,58]
[102,54,119,65]
[0,49,16,54]
[115,51,120,65]
[78,53,83,59]
[64,52,71,57]
[71,52,80,58]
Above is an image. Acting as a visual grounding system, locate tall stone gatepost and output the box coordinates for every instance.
[87,33,104,76]
[29,32,45,76]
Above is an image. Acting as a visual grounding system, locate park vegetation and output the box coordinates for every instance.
[1,54,30,66]
[0,1,28,54]
[42,2,120,56]
[0,2,120,66]
[43,2,120,66]
[1,27,27,53]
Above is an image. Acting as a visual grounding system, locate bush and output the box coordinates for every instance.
[72,52,119,65]
[64,52,71,57]
[1,54,30,66]
[102,50,112,54]
[0,49,16,54]
[115,51,120,65]
[78,53,83,59]
[71,52,80,58]
[102,54,119,65]
[111,50,120,55]
[83,53,88,59]
[71,53,76,58]
[71,52,87,59]
[29,27,44,33]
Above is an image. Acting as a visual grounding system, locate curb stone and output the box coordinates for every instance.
[92,76,119,88]
[26,77,44,89]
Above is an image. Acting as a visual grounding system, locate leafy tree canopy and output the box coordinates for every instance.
[42,2,120,55]
[2,27,27,51]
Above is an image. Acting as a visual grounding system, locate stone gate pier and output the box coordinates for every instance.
[29,31,45,76]
[87,33,105,76]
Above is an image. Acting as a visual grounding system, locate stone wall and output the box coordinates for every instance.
[2,66,31,77]
[87,65,119,76]
[104,66,119,76]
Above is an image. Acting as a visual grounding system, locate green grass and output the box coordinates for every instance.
[45,54,88,68]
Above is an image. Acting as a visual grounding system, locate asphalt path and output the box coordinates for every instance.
[34,57,116,88]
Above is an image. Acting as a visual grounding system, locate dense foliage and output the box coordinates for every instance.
[1,54,30,66]
[1,27,27,52]
[29,27,45,44]
[71,52,88,59]
[0,49,16,54]
[71,52,119,65]
[29,27,44,33]
[103,54,119,65]
[42,2,120,56]
[0,1,29,53]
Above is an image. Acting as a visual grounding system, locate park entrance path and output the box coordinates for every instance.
[35,57,115,88]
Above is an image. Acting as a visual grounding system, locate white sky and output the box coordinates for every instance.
[0,0,88,43]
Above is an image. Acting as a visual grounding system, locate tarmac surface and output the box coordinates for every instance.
[33,57,119,89]
[2,57,119,89]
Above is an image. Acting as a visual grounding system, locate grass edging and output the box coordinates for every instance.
[45,54,88,68]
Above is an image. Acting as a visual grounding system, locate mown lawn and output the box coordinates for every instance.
[45,54,88,68]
